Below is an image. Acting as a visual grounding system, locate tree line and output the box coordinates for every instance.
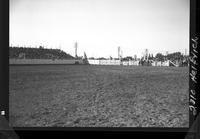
[88,52,189,62]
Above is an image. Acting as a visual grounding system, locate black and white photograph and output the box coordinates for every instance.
[9,0,190,127]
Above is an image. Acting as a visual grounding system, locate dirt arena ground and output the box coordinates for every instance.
[9,65,189,127]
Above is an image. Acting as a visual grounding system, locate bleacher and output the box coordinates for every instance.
[9,46,75,59]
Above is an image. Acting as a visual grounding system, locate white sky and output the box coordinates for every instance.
[10,0,189,58]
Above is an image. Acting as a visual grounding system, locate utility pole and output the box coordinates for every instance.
[145,49,148,60]
[118,46,121,59]
[185,49,187,56]
[134,54,137,61]
[166,51,168,56]
[74,42,78,58]
[121,49,123,59]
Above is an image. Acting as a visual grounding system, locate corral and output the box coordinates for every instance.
[9,65,189,127]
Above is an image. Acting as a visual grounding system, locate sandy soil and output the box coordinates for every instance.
[9,65,189,127]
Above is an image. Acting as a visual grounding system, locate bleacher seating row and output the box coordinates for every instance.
[9,47,74,59]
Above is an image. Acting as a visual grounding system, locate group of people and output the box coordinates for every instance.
[9,47,74,60]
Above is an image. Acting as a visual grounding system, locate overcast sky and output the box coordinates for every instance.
[10,0,189,58]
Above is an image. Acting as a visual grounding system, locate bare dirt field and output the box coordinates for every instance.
[9,65,189,127]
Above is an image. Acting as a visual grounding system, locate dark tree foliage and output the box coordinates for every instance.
[97,57,107,60]
[89,57,95,60]
[122,56,133,61]
[166,52,184,61]
[154,52,186,64]
[155,53,165,61]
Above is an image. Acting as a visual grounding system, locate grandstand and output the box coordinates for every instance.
[9,46,189,67]
[9,46,74,60]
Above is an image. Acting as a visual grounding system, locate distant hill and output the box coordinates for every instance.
[9,47,75,59]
